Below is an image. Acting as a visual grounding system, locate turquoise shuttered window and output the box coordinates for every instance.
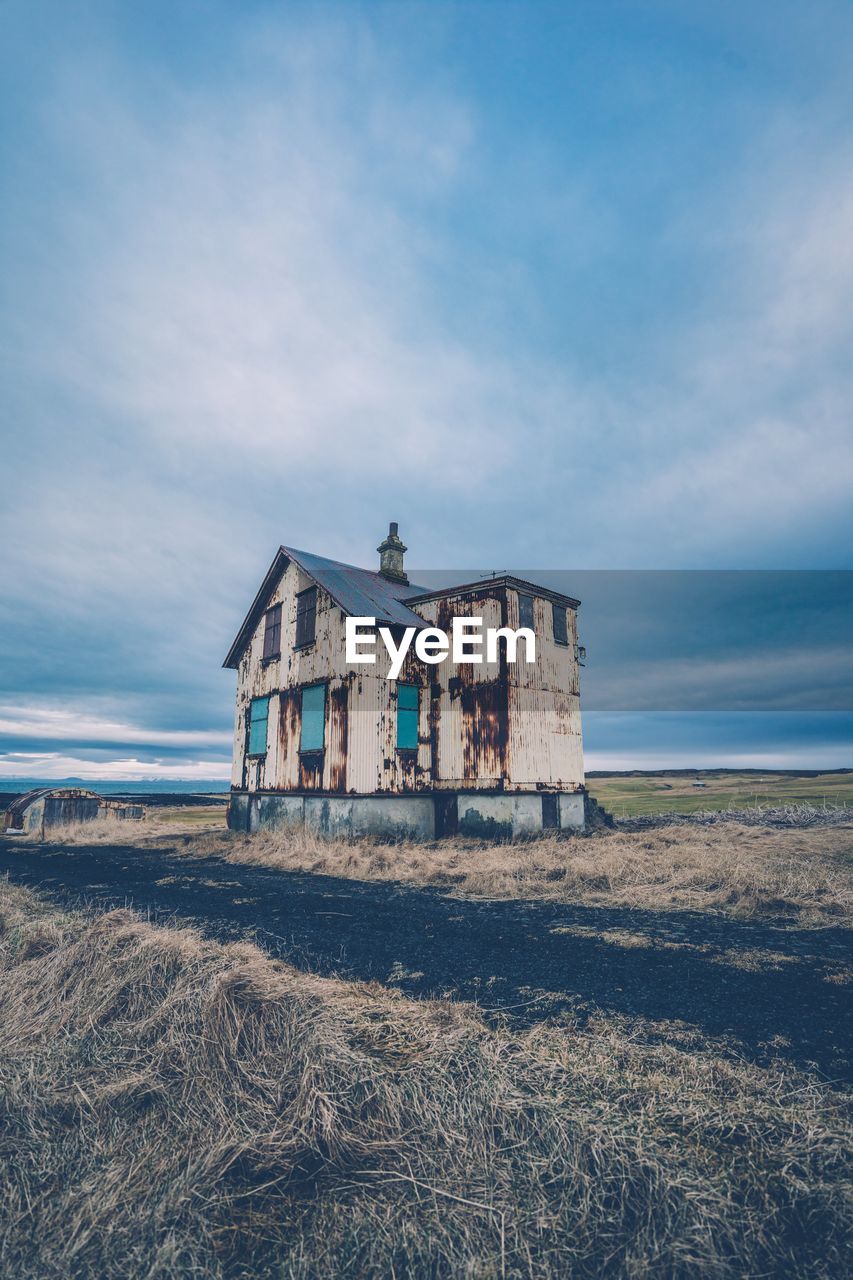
[397,683,419,750]
[300,683,326,752]
[247,696,270,756]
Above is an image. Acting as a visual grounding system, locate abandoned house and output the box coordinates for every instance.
[224,524,585,839]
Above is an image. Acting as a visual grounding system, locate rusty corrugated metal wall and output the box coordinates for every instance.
[231,558,583,797]
[418,591,507,788]
[504,589,583,791]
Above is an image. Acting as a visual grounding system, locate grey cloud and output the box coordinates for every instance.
[1,6,852,777]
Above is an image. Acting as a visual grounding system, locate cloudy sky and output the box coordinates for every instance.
[1,0,851,781]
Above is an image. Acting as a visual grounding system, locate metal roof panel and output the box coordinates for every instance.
[281,546,432,629]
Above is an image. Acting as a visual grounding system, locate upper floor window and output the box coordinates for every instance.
[300,682,326,752]
[262,604,282,661]
[295,586,317,648]
[247,696,270,756]
[552,603,569,646]
[518,592,535,630]
[396,683,419,750]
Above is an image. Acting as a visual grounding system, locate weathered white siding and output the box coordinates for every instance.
[230,558,584,797]
[231,559,350,792]
[418,592,506,789]
[232,559,433,795]
[502,586,583,792]
[418,585,584,793]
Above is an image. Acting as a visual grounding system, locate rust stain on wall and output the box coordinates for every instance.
[228,551,583,802]
[278,687,301,754]
[328,682,349,793]
[298,753,323,791]
[460,678,506,781]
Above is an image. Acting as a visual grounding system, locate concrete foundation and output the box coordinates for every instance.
[558,791,586,832]
[228,790,586,840]
[456,794,542,840]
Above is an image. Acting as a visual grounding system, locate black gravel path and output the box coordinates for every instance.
[2,837,851,1082]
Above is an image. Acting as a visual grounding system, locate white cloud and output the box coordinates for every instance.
[2,6,852,775]
[754,165,853,356]
[13,39,526,489]
[5,7,853,580]
[584,644,853,712]
[566,129,853,565]
[611,415,853,559]
[0,705,231,749]
[0,752,229,782]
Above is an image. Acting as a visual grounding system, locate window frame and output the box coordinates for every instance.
[295,586,318,649]
[518,592,535,631]
[552,602,569,646]
[299,681,327,754]
[396,682,420,752]
[246,695,271,758]
[262,603,282,662]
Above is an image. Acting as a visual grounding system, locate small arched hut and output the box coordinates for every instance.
[3,788,144,838]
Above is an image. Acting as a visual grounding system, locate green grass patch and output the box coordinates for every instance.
[586,771,853,817]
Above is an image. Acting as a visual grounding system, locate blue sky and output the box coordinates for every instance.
[1,1,851,780]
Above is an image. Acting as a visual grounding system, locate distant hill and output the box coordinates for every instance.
[0,778,231,795]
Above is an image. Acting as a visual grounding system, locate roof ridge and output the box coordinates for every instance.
[280,544,431,596]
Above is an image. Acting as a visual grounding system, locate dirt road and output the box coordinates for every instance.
[2,836,851,1082]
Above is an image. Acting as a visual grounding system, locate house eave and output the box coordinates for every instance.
[223,544,433,670]
[407,574,581,610]
[223,548,290,669]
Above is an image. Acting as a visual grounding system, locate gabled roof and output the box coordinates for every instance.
[222,545,432,669]
[283,545,432,627]
[223,548,582,670]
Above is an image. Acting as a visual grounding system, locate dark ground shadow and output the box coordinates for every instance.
[1,838,851,1082]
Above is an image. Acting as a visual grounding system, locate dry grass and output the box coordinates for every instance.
[40,807,225,843]
[119,821,853,924]
[35,810,853,920]
[621,802,853,829]
[0,879,851,1279]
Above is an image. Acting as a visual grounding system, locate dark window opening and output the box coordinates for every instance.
[435,793,458,837]
[397,683,419,750]
[262,603,282,660]
[518,592,535,630]
[542,793,559,829]
[295,586,317,648]
[247,696,270,756]
[300,682,326,752]
[552,603,569,646]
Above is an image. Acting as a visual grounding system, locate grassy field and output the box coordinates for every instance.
[145,803,228,830]
[3,775,851,826]
[1,878,850,1279]
[43,809,853,923]
[586,771,853,817]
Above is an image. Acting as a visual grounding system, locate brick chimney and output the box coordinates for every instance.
[377,522,408,584]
